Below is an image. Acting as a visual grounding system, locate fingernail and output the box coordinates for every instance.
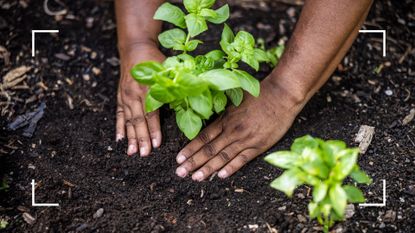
[192,171,204,181]
[176,153,186,164]
[152,138,159,148]
[127,144,136,155]
[176,167,187,178]
[140,146,148,157]
[116,134,123,141]
[218,170,228,179]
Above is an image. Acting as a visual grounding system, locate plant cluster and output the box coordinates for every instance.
[265,135,372,232]
[131,0,284,139]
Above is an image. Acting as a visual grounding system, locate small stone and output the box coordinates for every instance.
[90,51,97,59]
[345,204,355,219]
[385,89,393,96]
[278,206,286,211]
[107,146,113,151]
[383,210,396,222]
[83,74,90,81]
[106,57,120,67]
[54,53,71,61]
[93,208,104,218]
[296,193,305,199]
[28,164,35,170]
[248,224,258,230]
[287,7,296,17]
[86,17,94,28]
[22,213,35,225]
[379,222,385,228]
[297,214,307,223]
[92,67,101,76]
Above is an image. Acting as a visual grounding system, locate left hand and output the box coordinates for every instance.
[175,77,307,181]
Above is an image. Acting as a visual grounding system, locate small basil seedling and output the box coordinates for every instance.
[265,135,372,233]
[131,0,284,139]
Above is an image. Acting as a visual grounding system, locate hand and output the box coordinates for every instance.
[175,77,307,181]
[116,43,165,156]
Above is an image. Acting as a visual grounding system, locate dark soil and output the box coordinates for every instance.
[1,0,414,232]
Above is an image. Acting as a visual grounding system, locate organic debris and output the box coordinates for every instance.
[355,125,375,154]
[7,102,46,137]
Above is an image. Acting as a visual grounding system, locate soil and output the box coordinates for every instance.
[1,0,414,232]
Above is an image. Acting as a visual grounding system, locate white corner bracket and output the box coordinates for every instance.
[31,179,59,207]
[31,30,59,57]
[359,179,386,207]
[358,29,387,57]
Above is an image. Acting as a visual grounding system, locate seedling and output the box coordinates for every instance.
[131,0,284,139]
[265,135,372,233]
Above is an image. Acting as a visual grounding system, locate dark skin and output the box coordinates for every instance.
[115,0,373,181]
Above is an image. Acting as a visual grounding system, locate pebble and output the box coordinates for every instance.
[76,223,89,231]
[22,212,35,225]
[385,89,393,96]
[83,74,90,81]
[383,210,396,222]
[345,204,355,219]
[93,208,104,218]
[297,214,307,223]
[86,17,94,28]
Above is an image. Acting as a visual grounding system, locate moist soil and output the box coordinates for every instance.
[0,0,414,232]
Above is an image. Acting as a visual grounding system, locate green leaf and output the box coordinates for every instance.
[158,29,187,50]
[313,182,328,202]
[221,24,235,44]
[300,156,329,179]
[291,135,320,154]
[254,48,269,62]
[130,61,164,85]
[200,8,217,18]
[332,149,359,180]
[154,2,186,28]
[205,4,229,24]
[188,90,213,119]
[321,140,346,167]
[350,166,372,184]
[213,91,227,113]
[185,39,203,51]
[184,0,216,13]
[177,73,207,96]
[329,184,347,218]
[270,169,303,197]
[242,52,259,71]
[226,88,243,106]
[185,13,208,37]
[145,93,163,113]
[149,84,176,103]
[235,31,255,48]
[205,50,225,61]
[343,185,365,203]
[176,108,203,139]
[199,69,240,90]
[163,56,181,68]
[308,202,320,219]
[233,70,260,97]
[264,151,298,169]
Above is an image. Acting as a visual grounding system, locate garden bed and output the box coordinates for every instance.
[0,0,414,232]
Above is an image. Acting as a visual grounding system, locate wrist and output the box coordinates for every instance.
[118,38,159,57]
[265,71,309,108]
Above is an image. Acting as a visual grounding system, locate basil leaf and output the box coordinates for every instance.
[158,28,187,50]
[200,8,217,18]
[343,185,365,203]
[270,169,303,197]
[176,108,202,139]
[254,48,269,62]
[242,51,259,71]
[153,2,186,28]
[264,151,298,169]
[291,135,320,154]
[221,24,234,44]
[178,73,207,96]
[205,50,225,61]
[130,61,164,85]
[189,90,213,119]
[145,93,163,113]
[329,184,347,218]
[313,182,328,202]
[212,91,227,113]
[199,69,240,90]
[308,202,320,219]
[149,84,176,103]
[235,31,255,48]
[233,69,260,97]
[185,13,208,37]
[184,0,215,13]
[350,166,372,184]
[185,39,203,51]
[332,149,359,180]
[205,4,229,24]
[226,88,243,106]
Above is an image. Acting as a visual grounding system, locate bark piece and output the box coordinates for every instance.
[355,125,375,154]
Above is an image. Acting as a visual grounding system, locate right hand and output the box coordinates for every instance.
[116,43,165,156]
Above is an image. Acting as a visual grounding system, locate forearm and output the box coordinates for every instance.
[115,0,165,53]
[270,0,373,104]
